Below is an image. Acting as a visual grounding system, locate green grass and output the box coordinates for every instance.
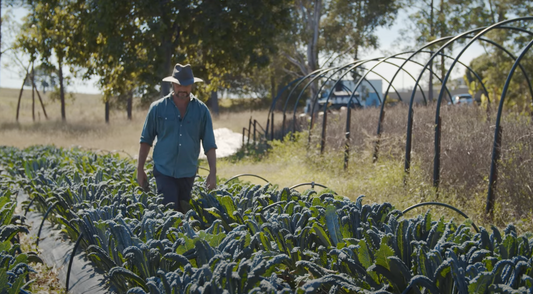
[216,131,533,236]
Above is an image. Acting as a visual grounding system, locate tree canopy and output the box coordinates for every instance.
[16,0,293,109]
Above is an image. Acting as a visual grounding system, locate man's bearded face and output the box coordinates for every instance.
[173,84,193,100]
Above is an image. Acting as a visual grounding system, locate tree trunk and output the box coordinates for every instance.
[58,60,66,121]
[306,0,321,73]
[429,59,434,103]
[209,90,219,117]
[127,91,133,120]
[306,0,322,104]
[270,69,276,102]
[16,72,28,121]
[0,1,2,86]
[429,0,434,103]
[439,0,445,83]
[34,84,48,119]
[160,38,173,97]
[105,100,110,123]
[31,65,35,121]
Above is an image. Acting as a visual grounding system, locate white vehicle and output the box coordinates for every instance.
[451,93,474,105]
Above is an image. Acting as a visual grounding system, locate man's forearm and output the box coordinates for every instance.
[206,148,217,174]
[138,143,151,170]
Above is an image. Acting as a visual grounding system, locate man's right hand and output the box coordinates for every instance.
[137,168,149,191]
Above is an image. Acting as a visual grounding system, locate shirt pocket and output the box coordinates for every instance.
[185,112,202,140]
[157,114,178,137]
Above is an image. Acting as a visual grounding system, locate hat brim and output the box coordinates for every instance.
[162,76,204,85]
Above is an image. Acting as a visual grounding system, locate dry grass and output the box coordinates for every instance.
[18,234,64,294]
[0,87,145,157]
[261,103,533,233]
[0,88,269,157]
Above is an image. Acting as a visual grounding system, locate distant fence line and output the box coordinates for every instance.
[243,17,533,215]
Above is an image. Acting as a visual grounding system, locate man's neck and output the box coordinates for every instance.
[172,94,190,116]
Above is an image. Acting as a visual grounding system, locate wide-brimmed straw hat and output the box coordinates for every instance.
[162,63,204,85]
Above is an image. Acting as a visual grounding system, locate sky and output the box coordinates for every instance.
[0,5,486,95]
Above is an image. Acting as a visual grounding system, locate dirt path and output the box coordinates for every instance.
[200,128,245,158]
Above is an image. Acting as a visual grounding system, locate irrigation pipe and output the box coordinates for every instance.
[223,174,270,185]
[402,202,480,233]
[66,233,84,293]
[36,202,58,246]
[289,182,337,195]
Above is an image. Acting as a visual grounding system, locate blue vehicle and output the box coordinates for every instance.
[317,79,382,110]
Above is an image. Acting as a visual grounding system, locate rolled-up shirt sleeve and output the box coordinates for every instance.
[140,103,157,146]
[201,109,217,154]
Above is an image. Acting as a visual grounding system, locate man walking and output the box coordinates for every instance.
[137,63,217,213]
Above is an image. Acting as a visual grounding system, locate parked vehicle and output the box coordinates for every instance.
[317,91,363,110]
[451,93,474,105]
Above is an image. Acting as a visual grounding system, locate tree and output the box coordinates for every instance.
[401,0,486,101]
[66,0,293,119]
[466,1,533,112]
[1,0,24,85]
[16,0,78,121]
[323,0,399,63]
[280,0,399,105]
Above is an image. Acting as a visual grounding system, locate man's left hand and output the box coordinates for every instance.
[206,172,217,190]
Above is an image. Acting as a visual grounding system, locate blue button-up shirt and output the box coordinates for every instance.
[140,93,217,178]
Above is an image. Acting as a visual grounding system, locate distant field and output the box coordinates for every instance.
[0,87,269,158]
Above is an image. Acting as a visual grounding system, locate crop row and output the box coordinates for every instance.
[0,168,42,293]
[1,145,533,293]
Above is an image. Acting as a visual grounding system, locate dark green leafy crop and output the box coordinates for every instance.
[3,145,533,294]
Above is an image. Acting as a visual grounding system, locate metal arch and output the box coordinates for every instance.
[307,61,373,127]
[323,53,456,161]
[341,51,467,165]
[375,30,532,165]
[349,49,491,111]
[271,47,359,120]
[283,62,354,140]
[268,77,304,114]
[315,56,435,153]
[420,26,533,110]
[66,233,84,293]
[432,17,533,188]
[290,61,397,134]
[486,39,533,214]
[401,25,525,175]
[315,59,384,154]
[282,67,340,135]
[223,173,270,185]
[297,57,426,150]
[371,48,490,162]
[36,202,58,246]
[266,77,304,138]
[377,35,464,160]
[468,34,533,102]
[293,65,409,137]
[345,53,427,108]
[272,49,364,138]
[402,202,480,233]
[298,61,376,145]
[279,67,340,137]
[314,53,446,118]
[285,57,410,137]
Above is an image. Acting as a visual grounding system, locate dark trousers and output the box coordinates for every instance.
[153,166,195,213]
